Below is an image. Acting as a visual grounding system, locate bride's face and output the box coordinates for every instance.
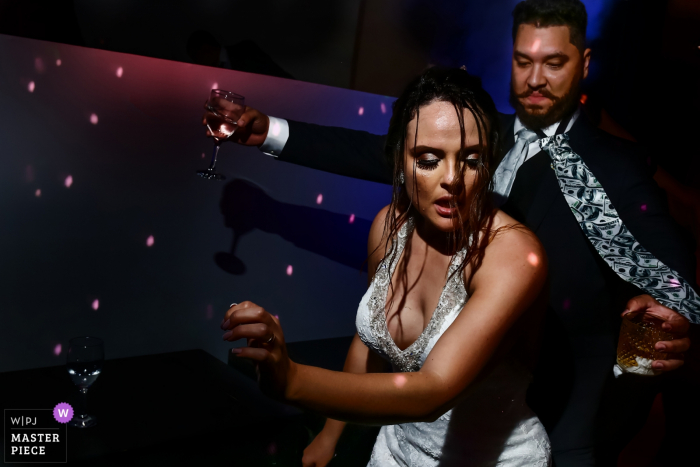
[403,100,482,233]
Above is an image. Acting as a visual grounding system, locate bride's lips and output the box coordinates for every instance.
[434,196,457,217]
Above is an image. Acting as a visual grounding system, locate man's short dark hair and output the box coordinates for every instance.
[512,0,588,52]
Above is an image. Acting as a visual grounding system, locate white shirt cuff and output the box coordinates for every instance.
[259,117,289,158]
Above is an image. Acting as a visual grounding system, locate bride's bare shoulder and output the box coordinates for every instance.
[484,210,547,273]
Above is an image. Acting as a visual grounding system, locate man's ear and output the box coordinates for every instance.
[582,48,592,79]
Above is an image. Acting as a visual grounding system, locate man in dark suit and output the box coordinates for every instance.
[207,1,696,465]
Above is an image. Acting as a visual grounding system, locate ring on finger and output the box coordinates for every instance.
[264,334,275,345]
[229,302,238,308]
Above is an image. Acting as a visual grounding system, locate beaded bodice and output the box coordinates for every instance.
[359,217,468,373]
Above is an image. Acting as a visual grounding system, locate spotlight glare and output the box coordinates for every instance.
[35,189,41,197]
[92,299,99,310]
[527,252,539,266]
[358,107,364,116]
[316,194,323,204]
[116,67,123,78]
[90,113,99,124]
[146,235,155,247]
[56,59,62,66]
[54,343,62,356]
[349,214,355,224]
[286,265,293,276]
[64,175,73,188]
[28,81,35,92]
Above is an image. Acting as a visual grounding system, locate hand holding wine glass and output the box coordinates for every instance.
[66,337,104,428]
[198,89,245,180]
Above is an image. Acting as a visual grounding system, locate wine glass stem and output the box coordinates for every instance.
[209,143,221,170]
[77,388,89,418]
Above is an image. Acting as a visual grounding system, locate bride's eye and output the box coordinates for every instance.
[416,157,439,171]
[465,154,480,168]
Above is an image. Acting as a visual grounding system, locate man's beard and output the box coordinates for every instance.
[509,79,581,130]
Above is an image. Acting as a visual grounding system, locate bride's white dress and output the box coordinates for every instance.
[356,218,551,467]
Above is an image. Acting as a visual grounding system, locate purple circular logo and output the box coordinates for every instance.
[53,402,73,423]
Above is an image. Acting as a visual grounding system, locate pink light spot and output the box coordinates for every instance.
[316,194,323,205]
[527,252,539,266]
[381,102,387,114]
[670,278,680,287]
[64,175,73,188]
[53,343,62,356]
[116,67,123,78]
[206,304,213,319]
[91,299,99,310]
[349,214,355,224]
[563,299,571,310]
[212,82,218,90]
[201,152,206,159]
[530,38,541,53]
[286,265,293,276]
[90,113,99,125]
[28,81,35,92]
[35,189,41,197]
[274,314,279,320]
[393,374,407,388]
[56,59,62,66]
[358,106,364,116]
[34,57,45,73]
[146,235,155,247]
[641,204,647,212]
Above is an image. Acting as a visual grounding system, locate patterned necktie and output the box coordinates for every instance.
[492,128,539,206]
[539,133,700,324]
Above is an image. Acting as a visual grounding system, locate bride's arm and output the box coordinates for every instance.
[224,223,547,425]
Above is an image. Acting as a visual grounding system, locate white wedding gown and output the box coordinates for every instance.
[356,218,551,467]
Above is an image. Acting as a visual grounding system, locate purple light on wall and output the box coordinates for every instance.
[28,81,35,92]
[64,175,73,188]
[286,265,293,276]
[641,204,647,212]
[116,67,123,78]
[201,152,206,159]
[349,214,355,224]
[56,59,61,66]
[212,82,218,90]
[358,106,364,116]
[90,113,99,124]
[92,299,99,310]
[381,103,387,114]
[35,189,41,197]
[146,235,155,247]
[53,343,62,356]
[316,193,323,204]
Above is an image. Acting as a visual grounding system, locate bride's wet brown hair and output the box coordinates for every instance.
[378,66,501,290]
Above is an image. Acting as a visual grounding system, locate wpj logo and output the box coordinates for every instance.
[4,406,69,464]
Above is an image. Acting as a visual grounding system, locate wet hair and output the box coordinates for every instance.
[512,0,588,53]
[380,66,500,289]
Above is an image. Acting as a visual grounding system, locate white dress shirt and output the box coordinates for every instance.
[513,108,580,161]
[259,108,580,160]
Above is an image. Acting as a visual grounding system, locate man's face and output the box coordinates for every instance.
[510,24,591,128]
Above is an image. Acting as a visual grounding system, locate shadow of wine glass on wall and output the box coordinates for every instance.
[217,179,372,275]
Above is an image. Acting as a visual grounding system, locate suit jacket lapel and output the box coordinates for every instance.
[500,113,591,233]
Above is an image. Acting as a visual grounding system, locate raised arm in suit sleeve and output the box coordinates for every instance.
[276,120,392,185]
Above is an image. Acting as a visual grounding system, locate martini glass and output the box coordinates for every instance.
[66,336,104,428]
[198,89,245,181]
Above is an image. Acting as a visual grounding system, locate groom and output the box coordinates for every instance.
[208,0,696,465]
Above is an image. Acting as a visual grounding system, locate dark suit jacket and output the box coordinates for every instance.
[277,114,696,465]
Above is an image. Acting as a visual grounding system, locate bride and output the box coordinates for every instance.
[221,67,551,466]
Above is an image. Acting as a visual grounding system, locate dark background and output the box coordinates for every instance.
[0,0,698,373]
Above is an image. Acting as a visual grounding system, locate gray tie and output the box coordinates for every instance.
[493,128,539,206]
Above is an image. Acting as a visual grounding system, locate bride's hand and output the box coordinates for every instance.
[221,301,294,400]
